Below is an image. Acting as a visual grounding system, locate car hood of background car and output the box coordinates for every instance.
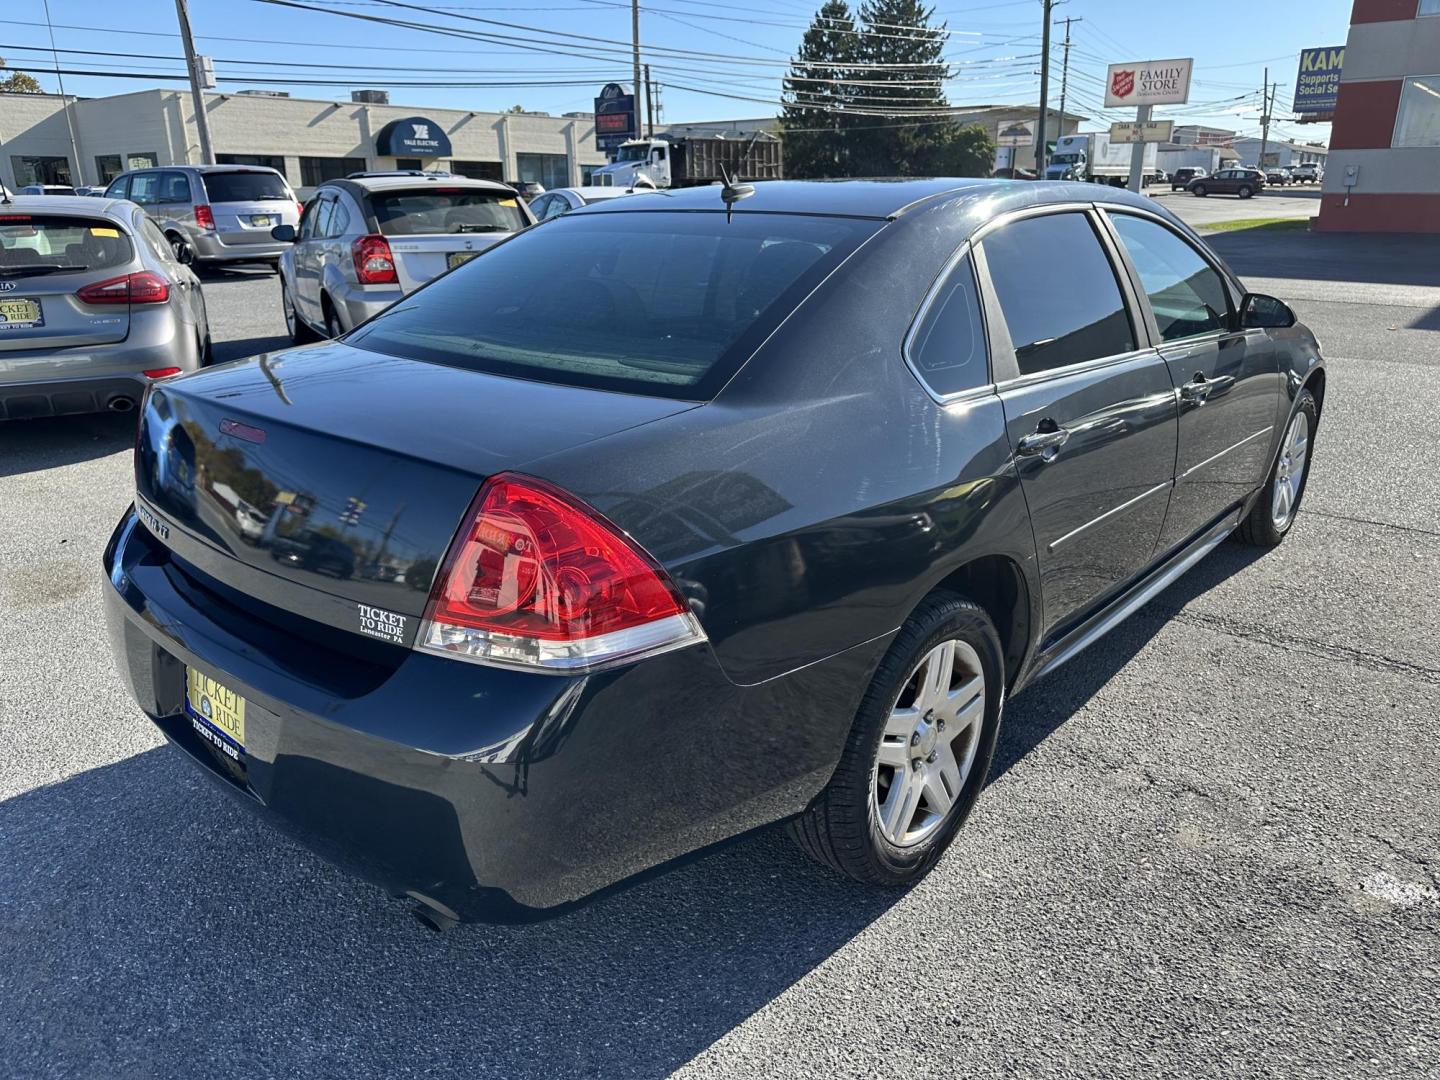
[132,340,700,629]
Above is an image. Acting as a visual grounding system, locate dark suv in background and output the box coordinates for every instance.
[1188,167,1266,199]
[1170,167,1207,191]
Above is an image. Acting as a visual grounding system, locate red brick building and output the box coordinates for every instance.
[1316,0,1440,232]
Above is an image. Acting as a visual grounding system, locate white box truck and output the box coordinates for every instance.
[1045,133,1159,185]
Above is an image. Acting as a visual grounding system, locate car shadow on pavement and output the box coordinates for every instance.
[0,412,137,478]
[0,540,1274,1080]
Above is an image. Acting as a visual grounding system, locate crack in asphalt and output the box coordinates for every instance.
[1306,508,1440,540]
[1140,605,1440,685]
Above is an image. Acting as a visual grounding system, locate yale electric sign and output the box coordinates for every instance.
[1294,46,1344,114]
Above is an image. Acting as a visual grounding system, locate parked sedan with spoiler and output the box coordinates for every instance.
[1,194,210,420]
[273,172,535,342]
[105,179,1324,927]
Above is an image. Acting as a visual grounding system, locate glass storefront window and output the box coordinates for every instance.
[127,152,158,170]
[452,160,504,181]
[95,155,124,184]
[515,152,569,190]
[300,156,367,186]
[10,155,72,186]
[1394,75,1440,148]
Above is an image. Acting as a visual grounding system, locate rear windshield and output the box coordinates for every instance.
[202,170,290,203]
[346,211,878,399]
[0,214,134,275]
[370,189,528,236]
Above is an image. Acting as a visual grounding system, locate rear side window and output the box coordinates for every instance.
[0,214,134,274]
[369,189,528,236]
[907,252,989,397]
[346,211,878,400]
[1109,214,1230,342]
[981,212,1134,376]
[202,171,289,203]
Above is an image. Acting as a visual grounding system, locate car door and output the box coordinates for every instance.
[154,170,193,238]
[1102,210,1284,554]
[294,194,333,325]
[978,207,1178,636]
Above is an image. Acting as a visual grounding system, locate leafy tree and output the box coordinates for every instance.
[0,57,43,94]
[780,0,860,178]
[780,1,995,179]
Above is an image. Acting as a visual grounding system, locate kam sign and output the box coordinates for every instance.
[1294,46,1344,114]
[1103,58,1194,108]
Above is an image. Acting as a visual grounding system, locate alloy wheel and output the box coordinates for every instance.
[873,638,986,848]
[1271,410,1310,529]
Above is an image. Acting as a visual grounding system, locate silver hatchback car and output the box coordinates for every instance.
[104,165,301,269]
[0,195,211,419]
[272,172,533,341]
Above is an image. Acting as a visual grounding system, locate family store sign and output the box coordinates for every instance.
[1103,58,1194,108]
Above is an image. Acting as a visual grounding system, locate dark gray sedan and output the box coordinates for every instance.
[104,179,1323,925]
[1,195,211,419]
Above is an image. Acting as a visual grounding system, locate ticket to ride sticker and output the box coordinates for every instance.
[185,668,246,758]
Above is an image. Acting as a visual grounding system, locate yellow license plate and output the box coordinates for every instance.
[186,668,247,754]
[251,215,272,226]
[0,298,43,330]
[447,251,479,270]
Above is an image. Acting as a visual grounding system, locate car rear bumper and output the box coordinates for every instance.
[332,285,402,331]
[191,232,288,262]
[2,372,150,419]
[103,508,885,921]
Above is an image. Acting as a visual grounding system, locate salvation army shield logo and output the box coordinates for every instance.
[1110,69,1135,100]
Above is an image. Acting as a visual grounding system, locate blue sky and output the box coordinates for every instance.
[1,0,1348,143]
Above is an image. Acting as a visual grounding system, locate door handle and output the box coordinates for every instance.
[1179,373,1212,404]
[1016,423,1070,459]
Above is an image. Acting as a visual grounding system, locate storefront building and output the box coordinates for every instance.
[0,88,608,194]
[1316,0,1440,232]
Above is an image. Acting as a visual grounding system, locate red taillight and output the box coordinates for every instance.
[142,367,181,378]
[351,234,397,285]
[76,271,170,305]
[194,204,215,230]
[418,473,704,672]
[295,201,304,220]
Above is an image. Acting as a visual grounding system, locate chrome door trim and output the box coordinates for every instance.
[993,344,1168,393]
[1179,425,1275,479]
[1030,509,1240,682]
[1047,480,1173,552]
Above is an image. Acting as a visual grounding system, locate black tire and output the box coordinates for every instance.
[322,296,343,340]
[1237,389,1318,547]
[166,232,187,263]
[788,591,1005,886]
[281,276,317,345]
[1193,184,1207,197]
[1238,186,1253,199]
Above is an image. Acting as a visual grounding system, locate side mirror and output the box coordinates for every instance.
[1240,293,1296,330]
[174,240,195,266]
[270,224,297,242]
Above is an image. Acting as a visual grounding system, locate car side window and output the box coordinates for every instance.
[542,196,569,220]
[309,197,334,240]
[907,251,989,397]
[980,212,1135,377]
[105,176,129,200]
[134,211,177,266]
[1109,215,1230,343]
[161,171,192,204]
[297,199,318,239]
[129,173,161,205]
[326,198,350,238]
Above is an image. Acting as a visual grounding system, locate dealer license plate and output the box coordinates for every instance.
[0,298,43,330]
[447,251,479,270]
[185,668,247,759]
[250,214,273,226]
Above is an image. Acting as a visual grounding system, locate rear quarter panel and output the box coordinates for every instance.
[529,205,1041,688]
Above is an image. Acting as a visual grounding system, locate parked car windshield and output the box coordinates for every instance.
[370,189,528,235]
[346,210,878,399]
[0,214,134,274]
[201,171,290,202]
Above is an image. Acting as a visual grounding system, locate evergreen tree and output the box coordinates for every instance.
[780,1,859,178]
[851,0,950,175]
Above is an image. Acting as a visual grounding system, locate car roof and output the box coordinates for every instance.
[325,174,515,195]
[0,194,135,216]
[580,177,1167,223]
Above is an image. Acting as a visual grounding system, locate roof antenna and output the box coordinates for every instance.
[717,163,753,224]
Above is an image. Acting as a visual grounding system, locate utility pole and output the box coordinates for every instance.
[645,64,655,138]
[631,0,644,138]
[1257,70,1275,168]
[174,0,215,164]
[1056,15,1081,162]
[1035,0,1054,176]
[41,0,85,187]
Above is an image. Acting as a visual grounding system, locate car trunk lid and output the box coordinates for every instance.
[0,212,135,353]
[385,231,509,293]
[133,340,697,635]
[200,170,297,247]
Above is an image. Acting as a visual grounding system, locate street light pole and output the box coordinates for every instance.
[631,0,644,136]
[1257,69,1274,169]
[174,0,215,164]
[1056,16,1081,157]
[1035,0,1054,176]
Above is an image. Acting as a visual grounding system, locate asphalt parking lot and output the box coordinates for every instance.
[1152,184,1323,228]
[2,228,1438,1079]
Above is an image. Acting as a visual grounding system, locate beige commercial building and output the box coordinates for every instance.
[1,88,609,194]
